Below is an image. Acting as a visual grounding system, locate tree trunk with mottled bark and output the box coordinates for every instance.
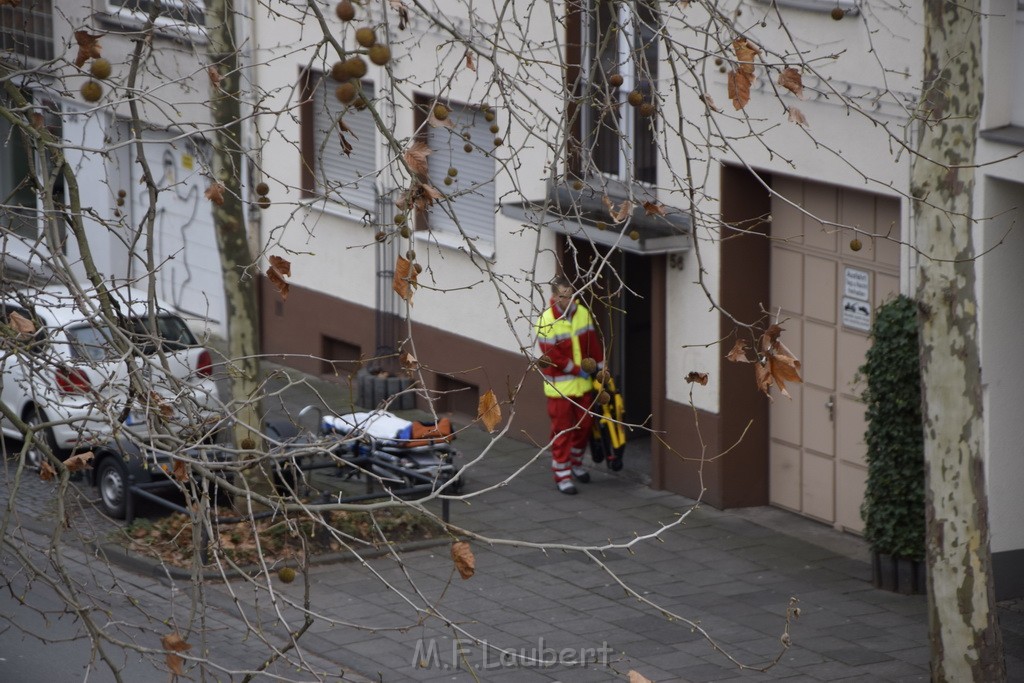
[207,0,263,452]
[912,1,1005,680]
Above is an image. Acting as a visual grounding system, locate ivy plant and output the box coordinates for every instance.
[859,295,925,560]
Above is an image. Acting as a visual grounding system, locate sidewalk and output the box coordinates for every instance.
[217,367,1024,682]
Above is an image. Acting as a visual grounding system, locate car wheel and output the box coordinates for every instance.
[96,456,129,519]
[24,407,59,471]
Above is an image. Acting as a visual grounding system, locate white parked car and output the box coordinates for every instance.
[0,284,224,468]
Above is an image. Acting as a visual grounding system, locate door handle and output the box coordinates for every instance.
[825,395,835,422]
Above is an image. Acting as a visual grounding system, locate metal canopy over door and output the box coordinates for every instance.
[768,178,900,532]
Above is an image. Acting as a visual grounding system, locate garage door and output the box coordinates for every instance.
[768,178,901,532]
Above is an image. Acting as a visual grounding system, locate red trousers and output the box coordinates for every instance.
[547,395,593,483]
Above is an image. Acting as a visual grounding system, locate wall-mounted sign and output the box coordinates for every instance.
[844,267,870,301]
[842,297,872,332]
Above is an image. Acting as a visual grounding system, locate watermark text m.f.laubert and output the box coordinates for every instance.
[412,636,614,671]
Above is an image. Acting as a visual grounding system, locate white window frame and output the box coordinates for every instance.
[580,0,658,185]
[423,102,496,251]
[106,0,207,40]
[308,75,378,216]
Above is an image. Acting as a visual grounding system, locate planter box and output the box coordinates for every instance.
[872,551,925,595]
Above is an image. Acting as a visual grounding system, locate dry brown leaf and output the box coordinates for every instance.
[399,351,419,370]
[465,50,476,72]
[725,338,752,363]
[642,201,667,217]
[628,672,654,683]
[388,0,409,29]
[728,69,753,110]
[732,37,760,75]
[267,255,291,301]
[39,460,56,481]
[404,140,432,176]
[145,391,173,420]
[685,371,709,385]
[205,182,225,206]
[413,183,443,211]
[478,389,501,432]
[451,541,476,579]
[74,31,102,68]
[64,451,94,473]
[755,360,773,396]
[207,65,222,89]
[172,458,188,482]
[9,311,35,335]
[162,632,191,676]
[338,117,355,156]
[701,93,721,112]
[760,324,783,351]
[787,106,809,127]
[778,67,804,98]
[601,196,633,223]
[393,256,417,302]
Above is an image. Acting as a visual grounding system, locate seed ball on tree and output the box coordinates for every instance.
[81,80,103,103]
[257,196,272,210]
[116,197,125,207]
[447,167,458,177]
[353,94,368,110]
[375,231,387,242]
[443,176,453,186]
[335,81,358,104]
[241,437,256,450]
[331,61,349,81]
[414,263,423,274]
[597,391,611,406]
[595,368,611,384]
[255,181,270,196]
[850,237,863,252]
[580,357,598,374]
[639,102,655,118]
[399,225,411,238]
[595,221,607,231]
[90,58,112,80]
[493,136,503,146]
[538,354,555,368]
[345,57,368,79]
[572,180,584,191]
[489,123,499,134]
[355,27,376,48]
[335,0,355,21]
[629,229,640,241]
[463,142,473,153]
[406,249,415,260]
[831,6,844,20]
[483,111,495,122]
[118,189,127,198]
[395,213,407,224]
[627,90,644,107]
[608,73,623,88]
[368,44,390,66]
[277,567,297,583]
[433,104,449,121]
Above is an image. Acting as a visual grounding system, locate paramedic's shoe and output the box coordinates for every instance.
[557,479,578,495]
[571,466,591,483]
[607,453,623,472]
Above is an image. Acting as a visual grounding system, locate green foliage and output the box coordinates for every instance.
[859,295,925,560]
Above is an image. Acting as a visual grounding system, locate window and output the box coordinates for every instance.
[580,0,658,184]
[108,0,205,28]
[303,72,378,215]
[423,102,496,245]
[0,0,54,62]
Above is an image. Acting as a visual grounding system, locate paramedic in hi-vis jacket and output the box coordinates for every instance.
[535,276,605,495]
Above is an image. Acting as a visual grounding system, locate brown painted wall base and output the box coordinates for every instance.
[260,278,550,445]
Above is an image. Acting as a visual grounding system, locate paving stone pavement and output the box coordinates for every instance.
[4,363,1024,682]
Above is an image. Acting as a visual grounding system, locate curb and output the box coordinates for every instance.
[95,537,453,582]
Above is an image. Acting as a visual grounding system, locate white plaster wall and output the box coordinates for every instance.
[253,0,564,360]
[977,172,1024,555]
